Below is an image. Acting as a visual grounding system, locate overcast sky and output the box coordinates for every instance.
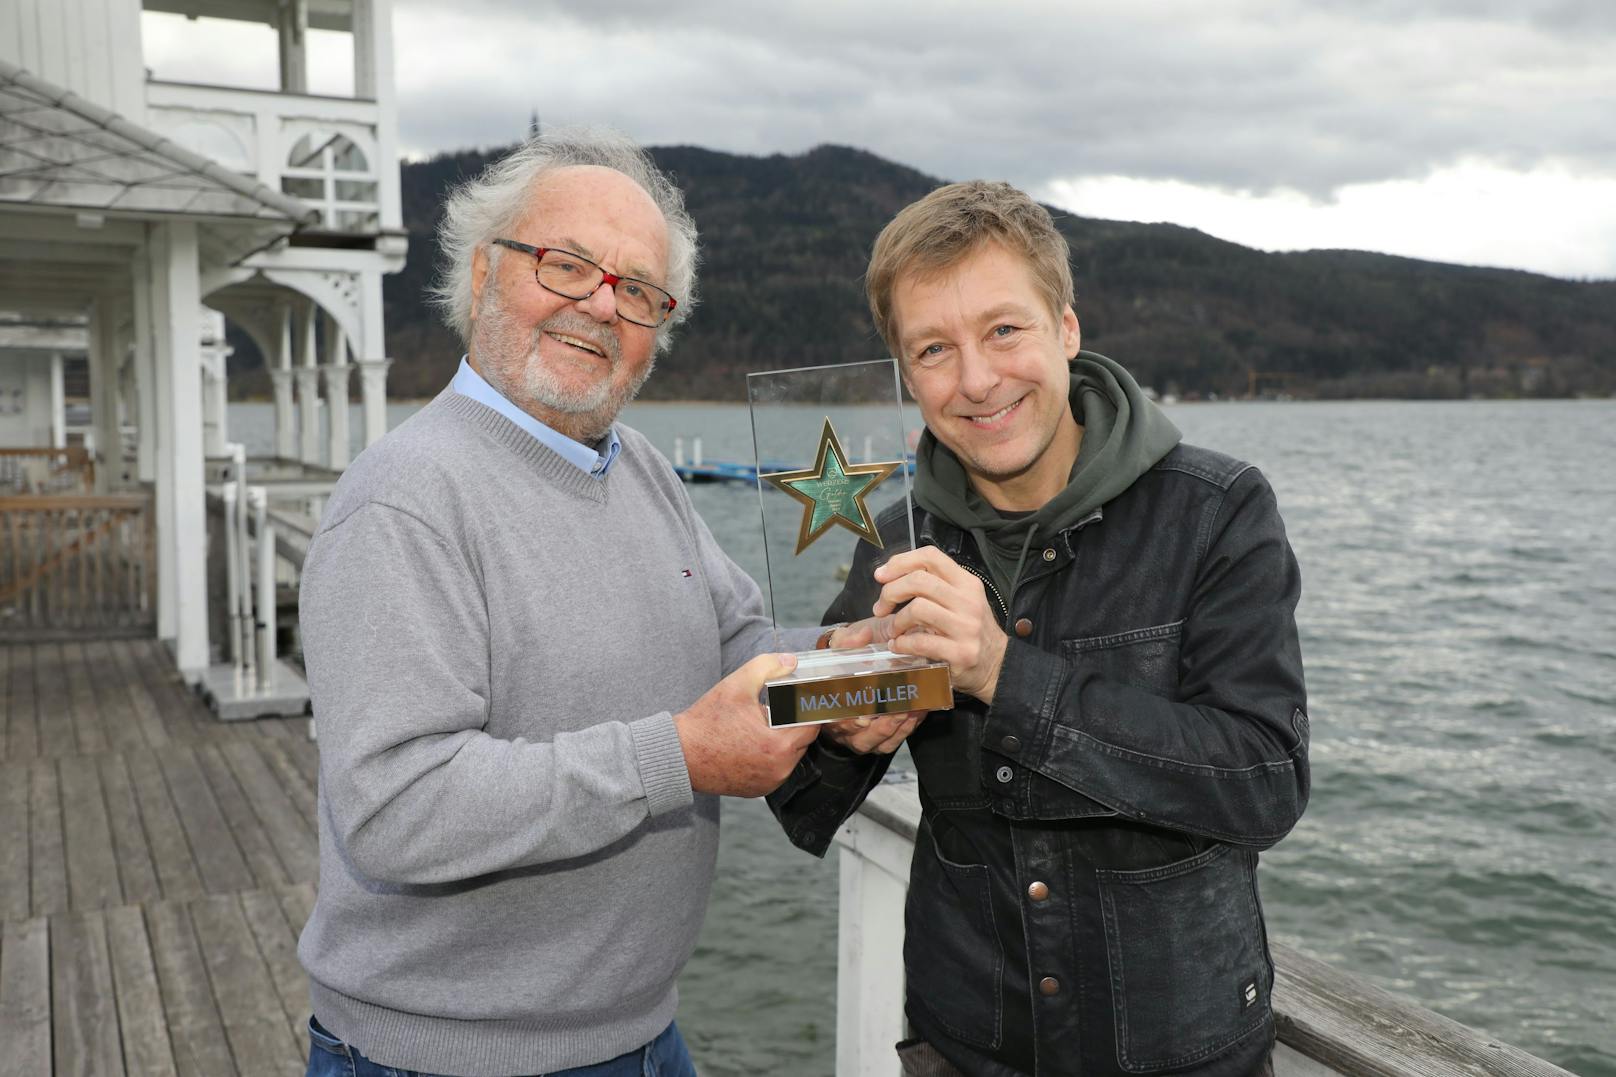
[143,0,1616,279]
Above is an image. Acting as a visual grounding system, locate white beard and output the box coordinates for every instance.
[472,286,654,442]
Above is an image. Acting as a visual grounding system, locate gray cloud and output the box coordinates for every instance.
[391,0,1615,200]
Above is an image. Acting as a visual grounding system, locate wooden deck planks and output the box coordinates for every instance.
[104,904,179,1077]
[0,916,52,1076]
[86,639,150,754]
[61,642,110,756]
[221,741,319,884]
[195,745,289,890]
[1,643,322,1074]
[106,640,172,751]
[160,746,257,895]
[8,638,40,760]
[239,887,312,1061]
[28,759,69,917]
[256,737,320,834]
[0,645,10,759]
[124,747,207,903]
[50,909,125,1077]
[58,753,125,912]
[34,644,76,759]
[146,899,241,1077]
[97,752,163,906]
[0,760,31,921]
[190,894,305,1077]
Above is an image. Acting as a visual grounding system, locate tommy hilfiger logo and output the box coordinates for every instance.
[681,569,693,577]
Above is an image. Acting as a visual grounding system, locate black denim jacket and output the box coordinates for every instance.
[768,442,1310,1077]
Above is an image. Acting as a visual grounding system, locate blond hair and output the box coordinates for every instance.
[866,180,1073,357]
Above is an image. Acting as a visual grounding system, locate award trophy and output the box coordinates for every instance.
[748,358,953,727]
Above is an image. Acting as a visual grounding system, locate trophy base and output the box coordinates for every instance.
[765,646,953,727]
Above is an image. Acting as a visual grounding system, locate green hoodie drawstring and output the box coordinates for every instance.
[1006,523,1038,615]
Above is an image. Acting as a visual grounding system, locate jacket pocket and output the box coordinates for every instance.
[1096,844,1271,1073]
[1060,620,1182,697]
[905,815,1003,1050]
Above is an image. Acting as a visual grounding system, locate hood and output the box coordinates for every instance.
[911,351,1181,601]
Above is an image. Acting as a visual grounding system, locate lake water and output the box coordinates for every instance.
[230,398,1616,1076]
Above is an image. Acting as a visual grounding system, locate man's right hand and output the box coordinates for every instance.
[675,653,820,797]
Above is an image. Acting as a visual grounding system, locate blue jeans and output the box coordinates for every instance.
[305,1015,698,1077]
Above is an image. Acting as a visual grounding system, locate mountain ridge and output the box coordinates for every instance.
[236,141,1616,400]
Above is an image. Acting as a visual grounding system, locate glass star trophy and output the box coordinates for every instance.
[748,358,953,727]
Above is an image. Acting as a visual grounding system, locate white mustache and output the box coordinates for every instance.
[534,312,620,363]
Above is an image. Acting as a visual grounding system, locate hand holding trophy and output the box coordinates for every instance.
[748,359,953,728]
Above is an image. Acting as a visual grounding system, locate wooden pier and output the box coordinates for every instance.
[0,640,318,1076]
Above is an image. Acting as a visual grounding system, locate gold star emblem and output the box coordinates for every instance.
[762,419,901,555]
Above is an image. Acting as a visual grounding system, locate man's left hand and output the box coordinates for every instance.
[872,547,1009,704]
[822,712,925,754]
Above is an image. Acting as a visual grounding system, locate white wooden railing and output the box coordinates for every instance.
[145,80,397,233]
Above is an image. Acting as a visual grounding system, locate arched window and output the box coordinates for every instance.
[281,131,379,231]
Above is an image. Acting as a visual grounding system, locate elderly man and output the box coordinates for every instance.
[771,181,1310,1077]
[297,129,834,1077]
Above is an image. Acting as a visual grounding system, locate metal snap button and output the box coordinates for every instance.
[1014,617,1033,637]
[1041,547,1056,562]
[1027,881,1050,901]
[1039,976,1060,996]
[1000,735,1021,754]
[995,765,1014,784]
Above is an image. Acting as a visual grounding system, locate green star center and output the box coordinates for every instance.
[784,445,880,535]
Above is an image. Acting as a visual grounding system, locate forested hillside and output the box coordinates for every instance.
[235,142,1616,400]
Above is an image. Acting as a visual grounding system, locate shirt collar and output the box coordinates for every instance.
[449,357,621,478]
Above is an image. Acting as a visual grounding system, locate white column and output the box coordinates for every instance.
[272,303,296,459]
[89,297,120,492]
[356,360,391,448]
[324,315,351,468]
[118,333,138,481]
[353,0,402,228]
[49,353,65,450]
[353,0,379,97]
[200,351,228,458]
[298,302,321,465]
[150,221,210,679]
[356,268,390,447]
[278,0,309,94]
[132,254,157,484]
[295,367,322,466]
[199,310,231,458]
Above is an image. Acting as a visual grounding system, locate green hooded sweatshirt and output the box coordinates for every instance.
[911,350,1182,605]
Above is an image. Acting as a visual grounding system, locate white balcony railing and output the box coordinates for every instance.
[144,79,398,234]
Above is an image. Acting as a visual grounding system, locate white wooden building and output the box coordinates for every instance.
[0,0,406,680]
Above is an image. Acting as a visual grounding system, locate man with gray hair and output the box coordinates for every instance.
[295,128,868,1077]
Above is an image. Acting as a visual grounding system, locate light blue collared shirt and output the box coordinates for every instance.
[449,357,622,478]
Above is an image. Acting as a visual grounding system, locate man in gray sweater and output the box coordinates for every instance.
[297,129,913,1077]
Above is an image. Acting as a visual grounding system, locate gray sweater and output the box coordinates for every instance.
[297,392,777,1075]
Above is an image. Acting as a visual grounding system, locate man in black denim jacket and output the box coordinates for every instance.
[768,181,1309,1077]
